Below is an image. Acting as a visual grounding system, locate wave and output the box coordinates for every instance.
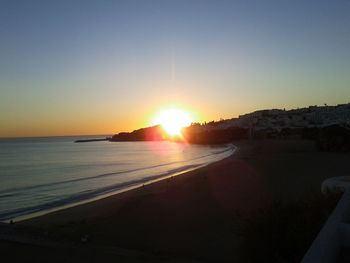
[0,145,234,197]
[0,163,203,221]
[0,144,235,221]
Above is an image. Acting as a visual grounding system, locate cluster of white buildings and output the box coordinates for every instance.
[190,103,350,132]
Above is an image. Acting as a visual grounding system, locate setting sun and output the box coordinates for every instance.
[152,108,193,136]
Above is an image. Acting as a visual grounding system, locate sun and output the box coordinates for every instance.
[152,108,192,136]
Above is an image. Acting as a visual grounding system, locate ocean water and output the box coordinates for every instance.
[0,136,234,221]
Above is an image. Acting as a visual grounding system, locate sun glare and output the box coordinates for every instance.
[152,108,192,136]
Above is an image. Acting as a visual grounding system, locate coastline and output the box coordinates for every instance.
[3,140,350,262]
[6,144,235,223]
[13,144,236,224]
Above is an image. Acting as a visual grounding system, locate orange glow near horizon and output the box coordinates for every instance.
[151,108,193,137]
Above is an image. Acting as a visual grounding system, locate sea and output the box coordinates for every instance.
[0,136,234,222]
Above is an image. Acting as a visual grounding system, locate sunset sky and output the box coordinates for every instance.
[1,0,349,137]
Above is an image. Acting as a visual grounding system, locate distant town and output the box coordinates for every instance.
[191,103,350,132]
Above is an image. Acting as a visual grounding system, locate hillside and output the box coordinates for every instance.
[111,103,350,151]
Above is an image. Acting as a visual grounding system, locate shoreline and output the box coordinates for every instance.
[5,139,350,262]
[4,144,236,223]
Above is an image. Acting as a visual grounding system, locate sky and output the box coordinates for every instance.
[0,0,349,137]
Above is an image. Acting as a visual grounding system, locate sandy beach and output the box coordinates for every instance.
[1,140,348,262]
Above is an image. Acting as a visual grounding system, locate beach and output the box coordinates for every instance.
[1,140,348,262]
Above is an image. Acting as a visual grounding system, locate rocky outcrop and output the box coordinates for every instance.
[110,125,167,141]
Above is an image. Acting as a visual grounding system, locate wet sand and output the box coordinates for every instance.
[2,140,349,262]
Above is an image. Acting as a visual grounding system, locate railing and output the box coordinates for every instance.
[302,177,350,263]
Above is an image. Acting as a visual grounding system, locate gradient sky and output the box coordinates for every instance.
[1,0,349,137]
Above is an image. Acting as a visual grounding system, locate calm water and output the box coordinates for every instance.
[0,137,234,221]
